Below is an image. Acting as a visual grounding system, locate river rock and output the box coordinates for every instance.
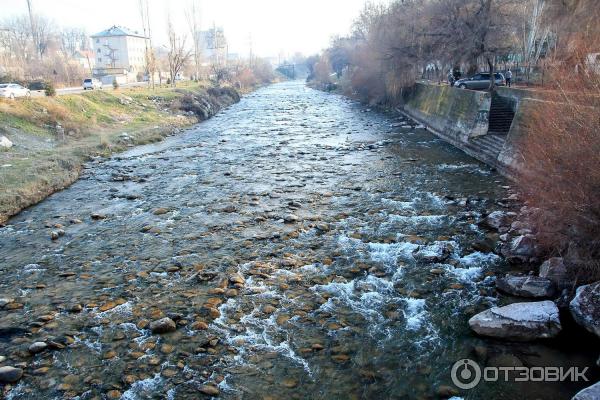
[0,366,23,383]
[468,300,562,341]
[572,381,600,400]
[0,136,13,149]
[283,214,299,223]
[149,317,176,334]
[228,273,245,285]
[199,384,220,396]
[570,282,600,339]
[496,275,556,298]
[484,211,512,230]
[539,257,573,290]
[28,341,48,354]
[505,234,537,262]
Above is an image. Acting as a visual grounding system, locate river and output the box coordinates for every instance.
[0,81,594,399]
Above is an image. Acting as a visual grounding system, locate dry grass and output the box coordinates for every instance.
[0,82,209,224]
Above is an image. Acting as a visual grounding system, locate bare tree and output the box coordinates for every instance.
[25,0,53,59]
[139,0,156,88]
[59,27,86,57]
[185,0,202,80]
[3,15,32,63]
[166,14,191,87]
[430,0,520,90]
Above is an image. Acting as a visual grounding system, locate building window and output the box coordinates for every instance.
[96,38,99,43]
[98,58,102,62]
[97,48,101,53]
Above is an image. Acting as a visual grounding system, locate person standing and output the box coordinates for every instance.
[448,69,455,87]
[506,68,513,87]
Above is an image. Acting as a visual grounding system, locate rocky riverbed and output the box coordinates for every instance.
[0,81,597,399]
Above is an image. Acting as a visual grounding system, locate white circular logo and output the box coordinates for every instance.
[451,358,482,390]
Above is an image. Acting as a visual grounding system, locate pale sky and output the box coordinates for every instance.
[1,0,385,58]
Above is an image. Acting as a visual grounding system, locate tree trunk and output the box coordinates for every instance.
[487,56,496,92]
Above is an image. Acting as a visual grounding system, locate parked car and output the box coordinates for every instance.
[83,78,103,90]
[28,80,47,91]
[0,83,31,99]
[454,72,505,90]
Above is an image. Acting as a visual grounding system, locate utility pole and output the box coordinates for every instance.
[25,0,40,59]
[247,33,253,67]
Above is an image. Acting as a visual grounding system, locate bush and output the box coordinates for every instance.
[518,61,600,271]
[44,81,56,97]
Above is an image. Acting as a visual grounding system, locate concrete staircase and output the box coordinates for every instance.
[488,94,515,134]
[465,133,507,166]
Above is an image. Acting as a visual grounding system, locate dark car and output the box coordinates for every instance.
[454,72,505,90]
[27,81,48,91]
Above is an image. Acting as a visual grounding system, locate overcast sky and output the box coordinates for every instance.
[1,0,386,58]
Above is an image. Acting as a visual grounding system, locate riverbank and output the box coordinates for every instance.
[0,82,242,224]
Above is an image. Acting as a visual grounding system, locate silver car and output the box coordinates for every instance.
[0,83,31,99]
[83,78,103,90]
[454,72,505,90]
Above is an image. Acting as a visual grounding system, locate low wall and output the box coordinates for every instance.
[402,82,525,177]
[404,83,491,142]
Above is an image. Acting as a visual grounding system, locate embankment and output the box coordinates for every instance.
[0,84,240,224]
[401,82,545,178]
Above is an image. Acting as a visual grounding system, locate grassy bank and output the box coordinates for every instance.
[0,81,238,224]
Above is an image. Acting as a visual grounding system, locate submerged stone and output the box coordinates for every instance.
[149,317,177,334]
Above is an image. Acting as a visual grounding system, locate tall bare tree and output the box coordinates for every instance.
[430,0,520,90]
[166,14,191,87]
[139,0,156,88]
[185,0,202,80]
[25,0,53,59]
[59,27,86,57]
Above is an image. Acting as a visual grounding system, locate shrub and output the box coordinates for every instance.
[518,60,600,271]
[44,81,56,97]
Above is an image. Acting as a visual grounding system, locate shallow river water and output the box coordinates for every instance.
[0,81,596,399]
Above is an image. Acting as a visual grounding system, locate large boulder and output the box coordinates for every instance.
[468,301,562,341]
[496,275,556,298]
[539,257,573,290]
[570,282,600,339]
[0,135,12,149]
[572,381,600,400]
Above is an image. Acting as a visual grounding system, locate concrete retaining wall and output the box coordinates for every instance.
[404,83,491,142]
[402,82,528,178]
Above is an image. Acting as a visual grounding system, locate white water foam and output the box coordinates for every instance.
[121,373,165,400]
[368,241,419,267]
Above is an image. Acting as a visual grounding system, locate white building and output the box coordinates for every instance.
[91,26,149,83]
[198,27,228,66]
